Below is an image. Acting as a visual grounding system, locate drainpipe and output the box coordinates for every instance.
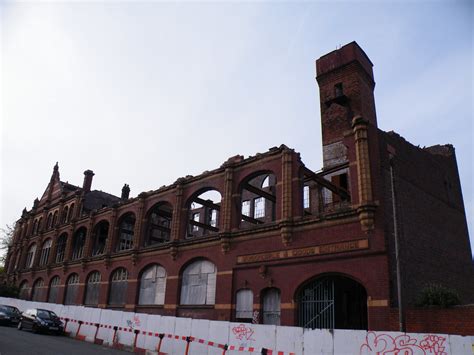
[389,156,405,332]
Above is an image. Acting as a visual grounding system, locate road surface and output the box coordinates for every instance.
[0,324,129,355]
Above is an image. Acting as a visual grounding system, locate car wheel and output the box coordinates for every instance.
[32,324,38,334]
[17,321,22,330]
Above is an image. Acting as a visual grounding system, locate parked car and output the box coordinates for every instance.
[0,305,21,326]
[17,308,64,335]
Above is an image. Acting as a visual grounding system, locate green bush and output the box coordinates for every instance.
[0,283,20,298]
[415,283,460,308]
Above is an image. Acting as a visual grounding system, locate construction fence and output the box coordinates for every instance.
[0,297,472,354]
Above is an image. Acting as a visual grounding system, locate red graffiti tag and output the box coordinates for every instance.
[232,324,255,341]
[360,332,447,355]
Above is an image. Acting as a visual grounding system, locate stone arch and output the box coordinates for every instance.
[295,273,368,330]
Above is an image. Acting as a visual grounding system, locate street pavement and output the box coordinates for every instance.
[0,324,130,355]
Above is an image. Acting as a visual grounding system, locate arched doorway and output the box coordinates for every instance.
[297,275,367,330]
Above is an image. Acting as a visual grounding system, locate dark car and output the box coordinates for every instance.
[17,308,64,335]
[0,305,21,326]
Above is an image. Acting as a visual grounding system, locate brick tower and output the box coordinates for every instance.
[316,41,377,168]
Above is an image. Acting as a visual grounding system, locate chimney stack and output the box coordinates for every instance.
[316,41,377,168]
[83,170,95,193]
[121,184,130,200]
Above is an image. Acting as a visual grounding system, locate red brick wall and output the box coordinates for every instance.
[390,306,474,336]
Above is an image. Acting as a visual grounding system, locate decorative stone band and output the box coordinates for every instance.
[237,239,369,264]
[367,299,388,307]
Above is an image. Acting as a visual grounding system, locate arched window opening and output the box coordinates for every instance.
[109,268,128,306]
[52,211,58,228]
[37,217,43,233]
[55,233,67,263]
[64,274,79,305]
[19,281,29,300]
[32,278,45,301]
[92,221,109,256]
[72,228,86,260]
[84,271,101,306]
[262,288,281,325]
[138,264,167,305]
[61,206,69,224]
[32,219,38,235]
[187,190,221,238]
[240,173,276,228]
[48,276,61,303]
[39,239,52,266]
[235,289,254,322]
[297,275,367,330]
[116,214,135,252]
[25,244,37,269]
[145,203,172,246]
[180,260,216,305]
[68,204,75,222]
[47,213,53,230]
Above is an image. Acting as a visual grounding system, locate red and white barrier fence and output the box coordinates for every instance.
[59,316,295,355]
[1,297,472,355]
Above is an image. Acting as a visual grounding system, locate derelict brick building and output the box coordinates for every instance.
[4,42,473,330]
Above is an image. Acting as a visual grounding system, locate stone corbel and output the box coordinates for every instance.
[279,220,293,246]
[62,261,68,274]
[357,204,377,231]
[131,251,139,266]
[219,233,231,254]
[103,255,111,269]
[169,244,178,260]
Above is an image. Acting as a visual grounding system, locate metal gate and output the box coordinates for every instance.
[298,278,335,329]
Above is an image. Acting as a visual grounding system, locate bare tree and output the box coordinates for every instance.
[0,224,15,266]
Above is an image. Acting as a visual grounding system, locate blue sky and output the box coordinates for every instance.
[1,1,472,255]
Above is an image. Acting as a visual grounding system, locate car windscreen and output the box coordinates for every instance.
[0,305,17,314]
[37,310,57,319]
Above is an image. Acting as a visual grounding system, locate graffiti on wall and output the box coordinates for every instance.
[360,332,447,355]
[232,323,255,342]
[126,315,142,330]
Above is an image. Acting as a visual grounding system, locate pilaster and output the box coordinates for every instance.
[352,115,376,231]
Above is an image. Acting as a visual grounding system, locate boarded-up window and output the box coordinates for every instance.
[180,260,216,305]
[116,214,135,251]
[39,239,52,266]
[48,276,61,303]
[262,288,281,325]
[19,281,29,300]
[64,274,80,305]
[109,268,128,305]
[72,228,86,260]
[55,234,67,263]
[31,279,45,301]
[138,265,167,305]
[236,289,253,320]
[25,244,37,268]
[84,271,101,306]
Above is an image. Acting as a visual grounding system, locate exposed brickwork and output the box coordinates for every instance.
[5,41,472,333]
[389,306,474,336]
